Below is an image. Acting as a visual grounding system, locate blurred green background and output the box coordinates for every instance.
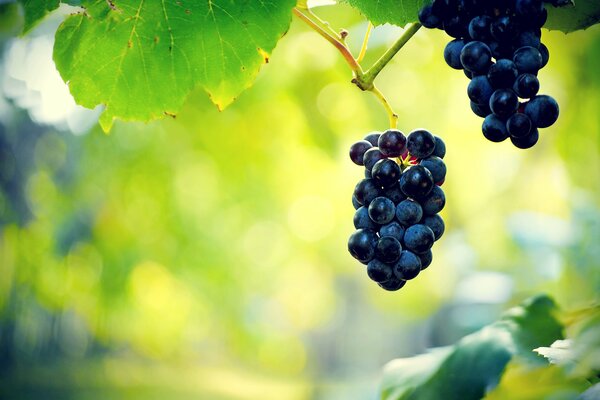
[0,3,599,399]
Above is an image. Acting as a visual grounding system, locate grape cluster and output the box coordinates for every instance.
[348,129,447,291]
[418,0,559,148]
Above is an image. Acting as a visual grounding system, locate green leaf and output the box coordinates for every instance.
[19,0,59,33]
[343,0,427,27]
[380,295,563,400]
[52,0,295,131]
[545,1,600,33]
[579,383,600,400]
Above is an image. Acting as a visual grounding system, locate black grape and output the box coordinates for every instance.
[394,251,422,280]
[444,39,467,70]
[396,199,423,226]
[524,95,559,128]
[367,259,394,282]
[372,159,401,188]
[353,179,381,206]
[482,114,509,142]
[406,129,436,158]
[490,89,519,118]
[421,185,446,216]
[487,59,518,88]
[418,0,559,147]
[368,196,396,225]
[422,214,445,240]
[348,229,378,264]
[375,236,402,264]
[349,129,448,291]
[349,140,372,165]
[432,136,446,159]
[400,165,434,199]
[510,128,539,149]
[419,156,446,183]
[460,41,492,73]
[513,73,539,98]
[378,129,407,157]
[363,147,386,171]
[404,224,435,254]
[506,113,532,137]
[513,46,543,74]
[467,76,494,105]
[354,206,379,230]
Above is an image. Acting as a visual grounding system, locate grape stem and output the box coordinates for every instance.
[369,86,398,129]
[293,7,421,129]
[356,22,373,63]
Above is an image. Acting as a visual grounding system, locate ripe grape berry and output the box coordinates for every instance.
[348,129,447,291]
[418,0,559,148]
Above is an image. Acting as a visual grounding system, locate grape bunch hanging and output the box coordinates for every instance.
[348,129,446,291]
[418,0,559,148]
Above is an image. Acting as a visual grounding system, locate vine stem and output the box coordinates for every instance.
[292,7,363,74]
[357,23,422,89]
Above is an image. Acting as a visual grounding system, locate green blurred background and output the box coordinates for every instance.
[0,3,599,399]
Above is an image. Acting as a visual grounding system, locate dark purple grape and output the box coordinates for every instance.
[363,147,386,171]
[513,46,543,74]
[510,128,539,149]
[399,165,434,199]
[349,140,372,165]
[460,41,492,73]
[372,159,401,188]
[468,75,495,105]
[524,95,559,128]
[490,89,519,118]
[513,73,539,99]
[487,59,518,88]
[422,215,445,241]
[367,259,394,282]
[375,236,402,264]
[363,132,381,146]
[378,277,406,291]
[482,114,509,142]
[378,129,407,157]
[396,199,423,226]
[444,39,467,70]
[348,229,378,264]
[406,129,436,158]
[353,179,381,206]
[506,113,532,137]
[394,251,422,280]
[368,196,396,225]
[420,185,446,216]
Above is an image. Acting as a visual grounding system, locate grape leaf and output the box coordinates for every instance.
[545,1,600,33]
[380,295,563,400]
[18,0,82,33]
[343,0,427,27]
[52,0,295,131]
[19,0,59,33]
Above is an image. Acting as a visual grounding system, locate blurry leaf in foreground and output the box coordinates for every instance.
[578,383,600,400]
[534,305,600,378]
[534,339,577,367]
[380,295,563,400]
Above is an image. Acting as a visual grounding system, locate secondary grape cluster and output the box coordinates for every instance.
[418,0,559,148]
[348,129,446,291]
